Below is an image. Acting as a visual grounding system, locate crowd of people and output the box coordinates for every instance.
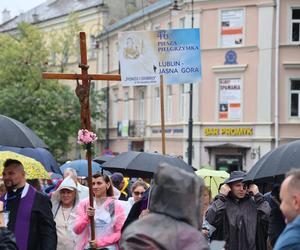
[0,158,300,250]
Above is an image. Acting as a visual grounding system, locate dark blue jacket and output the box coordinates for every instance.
[274,215,300,250]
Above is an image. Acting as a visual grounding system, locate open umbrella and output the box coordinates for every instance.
[60,159,108,177]
[0,146,60,174]
[49,172,63,180]
[93,154,114,164]
[0,151,50,179]
[102,151,194,178]
[0,115,48,148]
[244,140,300,183]
[196,168,229,198]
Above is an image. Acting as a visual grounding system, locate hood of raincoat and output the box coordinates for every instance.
[149,164,205,229]
[51,176,80,213]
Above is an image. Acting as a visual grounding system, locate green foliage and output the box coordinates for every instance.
[0,22,105,160]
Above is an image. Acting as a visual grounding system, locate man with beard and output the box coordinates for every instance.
[0,159,57,250]
[206,171,271,250]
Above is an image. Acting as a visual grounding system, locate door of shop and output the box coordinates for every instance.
[216,155,243,173]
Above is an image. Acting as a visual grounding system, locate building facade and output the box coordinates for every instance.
[96,0,300,171]
[0,0,159,159]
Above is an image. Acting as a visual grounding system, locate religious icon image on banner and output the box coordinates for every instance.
[123,37,140,59]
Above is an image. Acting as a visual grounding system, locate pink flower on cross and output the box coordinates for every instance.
[77,129,98,145]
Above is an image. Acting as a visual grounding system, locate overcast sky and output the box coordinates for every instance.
[0,0,46,18]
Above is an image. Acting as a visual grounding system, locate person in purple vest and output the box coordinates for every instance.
[0,159,57,250]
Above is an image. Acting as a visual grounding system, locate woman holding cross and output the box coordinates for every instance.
[73,172,126,250]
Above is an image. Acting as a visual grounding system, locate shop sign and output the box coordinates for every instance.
[204,127,253,136]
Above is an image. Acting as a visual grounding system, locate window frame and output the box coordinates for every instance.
[153,87,160,123]
[289,79,300,118]
[166,85,173,121]
[139,90,145,121]
[289,6,300,44]
[179,84,186,121]
[112,91,118,126]
[124,91,129,120]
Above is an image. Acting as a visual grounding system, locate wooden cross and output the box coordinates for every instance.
[42,32,121,243]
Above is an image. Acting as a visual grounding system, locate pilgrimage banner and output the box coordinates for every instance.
[118,28,201,86]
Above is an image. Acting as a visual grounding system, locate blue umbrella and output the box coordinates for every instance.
[0,146,60,174]
[60,159,107,177]
[49,172,63,180]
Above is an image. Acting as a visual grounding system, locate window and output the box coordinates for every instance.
[290,80,300,117]
[139,90,145,120]
[112,92,118,126]
[291,8,300,42]
[166,85,172,121]
[179,17,185,28]
[124,92,129,120]
[179,84,185,120]
[154,24,161,30]
[219,78,241,120]
[153,87,160,122]
[220,9,244,47]
[89,35,97,59]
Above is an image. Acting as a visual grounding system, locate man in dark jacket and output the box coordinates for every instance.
[206,171,271,250]
[120,164,209,250]
[0,159,57,250]
[264,185,285,248]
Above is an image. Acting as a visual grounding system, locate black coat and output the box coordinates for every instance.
[0,227,18,250]
[206,193,270,250]
[6,189,57,250]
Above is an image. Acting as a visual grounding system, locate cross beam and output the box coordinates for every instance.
[42,32,121,244]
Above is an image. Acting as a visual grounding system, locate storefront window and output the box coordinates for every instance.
[216,155,242,173]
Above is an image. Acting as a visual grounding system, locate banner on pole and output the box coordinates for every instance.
[118,28,201,86]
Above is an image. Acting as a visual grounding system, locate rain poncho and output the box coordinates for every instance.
[206,192,271,250]
[120,164,209,250]
[73,197,126,250]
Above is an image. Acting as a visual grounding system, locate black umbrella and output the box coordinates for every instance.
[93,154,114,164]
[102,151,194,178]
[244,140,300,183]
[0,115,48,148]
[0,146,60,174]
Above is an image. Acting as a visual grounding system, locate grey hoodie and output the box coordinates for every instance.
[120,164,209,250]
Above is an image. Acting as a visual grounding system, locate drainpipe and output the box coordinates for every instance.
[274,0,280,147]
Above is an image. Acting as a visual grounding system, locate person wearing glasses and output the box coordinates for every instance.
[205,171,271,250]
[128,180,148,207]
